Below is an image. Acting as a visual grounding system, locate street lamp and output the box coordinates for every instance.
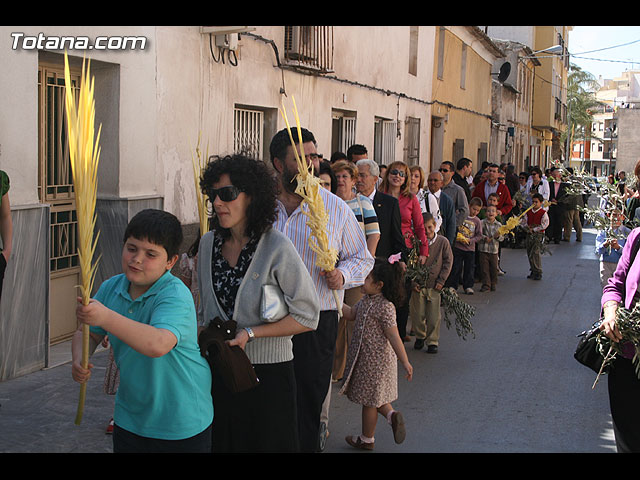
[533,45,563,56]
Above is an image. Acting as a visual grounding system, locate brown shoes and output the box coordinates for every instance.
[391,411,406,444]
[346,410,406,450]
[345,435,375,450]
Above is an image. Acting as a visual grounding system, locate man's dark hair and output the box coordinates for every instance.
[330,151,348,164]
[123,209,183,259]
[200,153,277,240]
[441,160,455,171]
[269,127,316,168]
[456,157,472,170]
[346,144,368,161]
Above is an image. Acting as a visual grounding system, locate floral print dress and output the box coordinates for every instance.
[340,293,398,408]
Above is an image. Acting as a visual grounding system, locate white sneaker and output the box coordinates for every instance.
[498,268,505,276]
[465,288,474,295]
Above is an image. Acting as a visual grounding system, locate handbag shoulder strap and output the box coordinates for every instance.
[631,230,640,263]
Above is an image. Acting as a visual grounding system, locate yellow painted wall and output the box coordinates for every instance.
[431,27,493,169]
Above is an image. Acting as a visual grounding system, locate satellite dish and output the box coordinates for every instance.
[497,62,511,83]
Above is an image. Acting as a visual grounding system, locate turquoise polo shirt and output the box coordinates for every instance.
[90,270,213,440]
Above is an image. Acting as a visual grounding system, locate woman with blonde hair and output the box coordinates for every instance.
[409,164,428,214]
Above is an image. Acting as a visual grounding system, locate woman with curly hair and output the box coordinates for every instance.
[197,154,320,452]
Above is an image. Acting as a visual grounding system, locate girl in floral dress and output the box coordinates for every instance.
[340,256,413,450]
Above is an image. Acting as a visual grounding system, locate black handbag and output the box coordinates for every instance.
[574,320,608,374]
[198,317,260,394]
[574,234,640,375]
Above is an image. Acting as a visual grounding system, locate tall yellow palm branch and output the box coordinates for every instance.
[64,52,101,425]
[279,97,341,315]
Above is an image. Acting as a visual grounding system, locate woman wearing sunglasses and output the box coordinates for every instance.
[379,161,428,341]
[197,154,320,452]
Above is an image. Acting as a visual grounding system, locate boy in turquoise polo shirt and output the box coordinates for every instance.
[71,209,213,453]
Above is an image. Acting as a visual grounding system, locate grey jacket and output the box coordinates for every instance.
[197,227,320,364]
[442,181,469,227]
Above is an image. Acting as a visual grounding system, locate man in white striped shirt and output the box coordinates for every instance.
[270,127,374,452]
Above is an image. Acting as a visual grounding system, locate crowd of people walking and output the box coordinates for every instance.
[69,122,639,453]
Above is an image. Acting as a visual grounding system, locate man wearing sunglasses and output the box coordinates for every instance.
[439,161,469,228]
[269,126,373,453]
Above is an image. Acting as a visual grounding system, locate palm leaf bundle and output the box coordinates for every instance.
[440,287,476,340]
[63,53,101,425]
[279,97,341,315]
[404,233,431,293]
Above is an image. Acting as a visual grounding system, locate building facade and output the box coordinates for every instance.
[0,25,438,380]
[430,26,503,172]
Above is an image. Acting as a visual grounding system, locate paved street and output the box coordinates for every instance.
[0,227,617,453]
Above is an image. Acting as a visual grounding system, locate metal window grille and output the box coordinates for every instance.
[38,63,81,274]
[374,119,396,165]
[341,116,356,153]
[284,26,334,73]
[404,117,420,166]
[234,107,264,160]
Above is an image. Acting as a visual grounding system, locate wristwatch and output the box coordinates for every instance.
[244,327,255,342]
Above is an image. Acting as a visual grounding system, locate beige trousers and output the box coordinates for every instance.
[409,288,441,346]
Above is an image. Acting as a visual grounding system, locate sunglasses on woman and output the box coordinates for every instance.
[389,169,406,178]
[207,185,243,202]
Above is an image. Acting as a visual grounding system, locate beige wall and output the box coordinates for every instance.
[432,27,496,169]
[2,26,437,226]
[155,26,436,224]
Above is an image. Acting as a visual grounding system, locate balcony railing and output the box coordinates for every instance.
[283,26,334,73]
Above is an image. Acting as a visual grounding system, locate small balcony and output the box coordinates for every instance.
[283,26,334,73]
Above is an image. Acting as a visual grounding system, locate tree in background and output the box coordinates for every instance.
[562,64,604,164]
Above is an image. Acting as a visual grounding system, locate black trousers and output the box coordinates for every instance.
[292,310,338,452]
[211,360,299,453]
[446,248,475,290]
[608,357,640,452]
[547,205,565,242]
[113,423,211,453]
[395,278,413,338]
[0,251,6,301]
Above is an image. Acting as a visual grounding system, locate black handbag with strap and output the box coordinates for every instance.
[198,317,259,394]
[574,233,640,373]
[574,320,607,374]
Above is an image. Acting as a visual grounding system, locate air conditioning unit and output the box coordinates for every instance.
[285,26,316,60]
[200,26,255,35]
[492,51,520,92]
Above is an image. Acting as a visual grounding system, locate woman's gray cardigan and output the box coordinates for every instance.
[197,227,320,364]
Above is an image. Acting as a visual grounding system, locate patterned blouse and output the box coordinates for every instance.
[211,233,259,319]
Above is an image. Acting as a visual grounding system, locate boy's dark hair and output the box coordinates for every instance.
[269,127,317,168]
[200,154,277,240]
[531,193,544,202]
[371,257,405,307]
[469,197,483,208]
[123,209,183,259]
[422,211,436,224]
[487,192,499,200]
